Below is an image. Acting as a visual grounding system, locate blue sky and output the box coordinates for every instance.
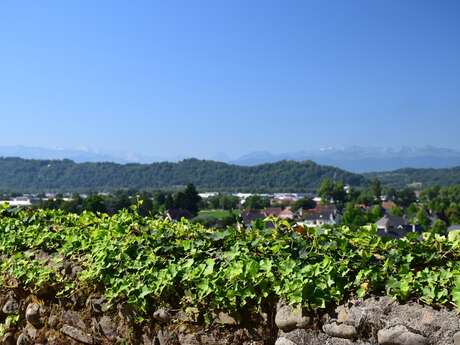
[0,1,459,158]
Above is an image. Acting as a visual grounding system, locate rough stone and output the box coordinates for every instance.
[377,325,428,345]
[275,302,311,331]
[87,295,108,314]
[61,324,93,344]
[336,306,349,324]
[153,308,172,323]
[16,333,30,345]
[62,310,87,330]
[280,329,329,345]
[25,303,42,328]
[178,333,201,345]
[48,315,59,329]
[384,302,459,344]
[2,297,19,314]
[157,329,180,345]
[217,311,238,325]
[454,331,460,345]
[98,315,117,339]
[323,322,357,339]
[70,265,83,279]
[23,324,37,341]
[275,337,297,345]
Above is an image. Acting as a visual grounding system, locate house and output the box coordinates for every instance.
[0,197,33,207]
[278,208,295,220]
[375,215,420,239]
[382,201,397,212]
[297,205,339,227]
[448,225,460,232]
[241,210,265,225]
[166,209,193,221]
[263,207,283,217]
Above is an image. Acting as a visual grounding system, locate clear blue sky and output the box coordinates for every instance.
[1,1,459,158]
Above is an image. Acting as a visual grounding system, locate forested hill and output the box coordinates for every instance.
[0,157,365,193]
[364,166,460,188]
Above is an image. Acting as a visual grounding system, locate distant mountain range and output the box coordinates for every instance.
[0,145,168,164]
[229,147,460,172]
[2,145,460,173]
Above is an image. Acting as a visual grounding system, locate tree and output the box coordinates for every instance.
[244,195,270,210]
[105,190,131,214]
[431,219,447,235]
[383,187,397,201]
[83,195,107,213]
[220,194,239,210]
[292,197,316,211]
[341,203,366,229]
[370,178,382,201]
[318,178,334,204]
[395,188,416,208]
[207,194,240,210]
[174,184,201,216]
[137,192,154,217]
[445,204,460,225]
[389,206,403,217]
[416,208,430,229]
[318,178,346,205]
[164,194,175,210]
[367,205,383,222]
[331,180,347,206]
[356,190,374,207]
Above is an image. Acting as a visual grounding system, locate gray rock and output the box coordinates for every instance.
[98,316,117,339]
[2,298,19,314]
[454,331,460,345]
[87,295,108,314]
[153,308,172,323]
[62,310,86,330]
[275,302,311,331]
[157,329,179,345]
[280,329,329,345]
[16,333,30,345]
[323,322,357,339]
[61,324,93,344]
[325,339,354,345]
[141,334,153,345]
[216,311,238,325]
[48,315,59,328]
[275,337,296,345]
[199,334,219,345]
[336,306,350,324]
[23,324,37,341]
[179,333,200,345]
[25,303,42,328]
[377,325,427,345]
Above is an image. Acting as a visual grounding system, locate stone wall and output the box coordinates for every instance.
[1,291,459,345]
[275,297,460,345]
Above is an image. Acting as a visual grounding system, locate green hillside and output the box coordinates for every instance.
[365,166,460,189]
[0,157,365,193]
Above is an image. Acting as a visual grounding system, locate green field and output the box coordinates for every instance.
[196,209,240,219]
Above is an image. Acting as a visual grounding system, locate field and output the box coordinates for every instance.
[196,209,240,219]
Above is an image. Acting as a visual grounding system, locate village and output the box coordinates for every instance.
[2,180,460,240]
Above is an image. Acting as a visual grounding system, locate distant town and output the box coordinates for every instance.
[2,177,459,240]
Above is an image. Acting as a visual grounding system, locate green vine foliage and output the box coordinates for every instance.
[1,203,460,318]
